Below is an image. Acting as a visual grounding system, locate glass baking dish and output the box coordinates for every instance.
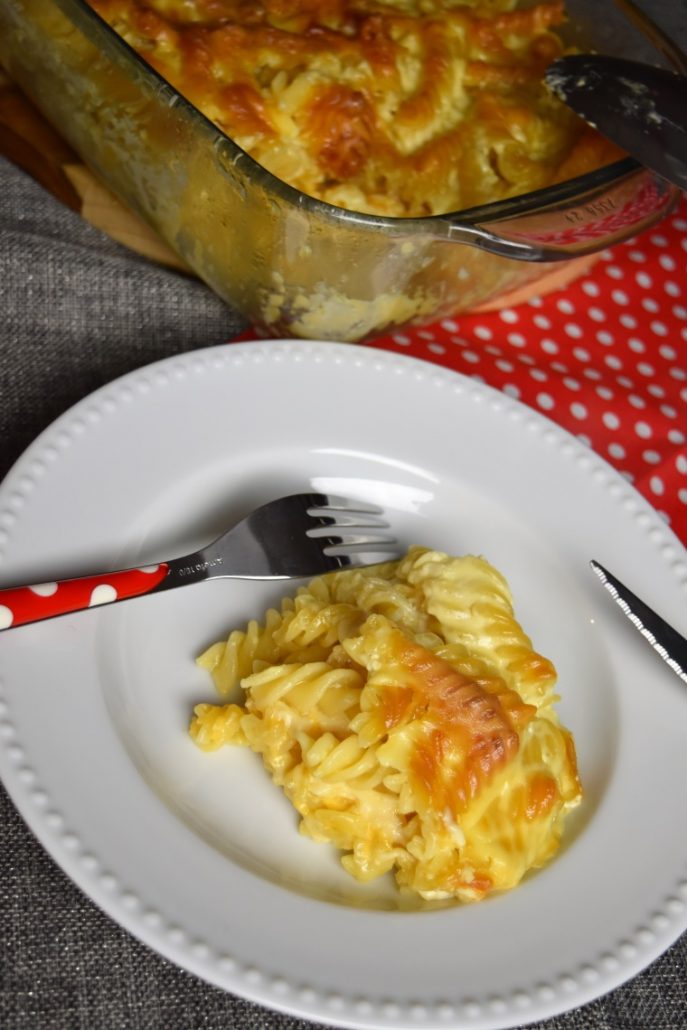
[0,0,683,341]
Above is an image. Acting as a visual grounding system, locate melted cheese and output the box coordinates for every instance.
[88,0,622,216]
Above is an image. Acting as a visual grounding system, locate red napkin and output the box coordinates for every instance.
[238,197,687,548]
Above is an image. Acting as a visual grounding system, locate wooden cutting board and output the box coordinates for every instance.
[0,67,598,307]
[0,68,188,271]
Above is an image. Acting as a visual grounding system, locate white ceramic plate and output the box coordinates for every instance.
[1,340,687,1030]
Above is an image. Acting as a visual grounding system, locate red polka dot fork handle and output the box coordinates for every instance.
[0,565,171,630]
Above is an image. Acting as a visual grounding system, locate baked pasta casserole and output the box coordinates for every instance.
[191,547,582,901]
[87,0,620,217]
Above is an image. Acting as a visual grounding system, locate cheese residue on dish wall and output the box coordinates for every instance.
[190,547,582,902]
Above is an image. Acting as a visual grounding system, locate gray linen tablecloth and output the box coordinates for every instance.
[3,2,687,1024]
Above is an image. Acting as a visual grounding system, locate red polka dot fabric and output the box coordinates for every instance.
[241,199,687,548]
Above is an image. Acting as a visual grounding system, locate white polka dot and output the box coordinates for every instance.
[596,386,614,400]
[628,338,645,353]
[677,455,687,474]
[647,383,665,398]
[596,330,615,346]
[603,412,621,430]
[502,384,521,399]
[664,280,682,297]
[605,265,624,279]
[680,489,687,506]
[582,281,600,296]
[583,367,602,380]
[529,368,547,382]
[650,476,665,495]
[577,434,592,447]
[659,344,677,360]
[571,402,588,420]
[564,323,584,339]
[563,377,581,391]
[518,353,536,366]
[674,218,687,231]
[651,234,669,247]
[609,443,626,459]
[533,315,551,330]
[637,363,655,377]
[629,395,646,409]
[392,334,411,346]
[650,321,669,337]
[643,450,662,465]
[629,250,647,263]
[89,584,118,607]
[499,309,519,324]
[662,404,678,419]
[428,343,446,355]
[441,319,459,332]
[642,298,660,313]
[668,429,685,444]
[537,393,555,410]
[541,339,558,354]
[673,306,687,320]
[589,307,606,322]
[617,375,634,389]
[0,605,13,629]
[659,254,676,271]
[139,565,161,574]
[557,299,575,314]
[611,290,630,306]
[496,359,514,372]
[474,325,492,340]
[573,348,591,362]
[462,350,480,363]
[604,355,623,370]
[528,296,544,308]
[635,272,653,288]
[29,582,58,597]
[672,368,687,381]
[635,421,652,438]
[620,314,638,329]
[507,332,526,347]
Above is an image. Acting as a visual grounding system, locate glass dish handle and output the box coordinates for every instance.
[438,165,679,261]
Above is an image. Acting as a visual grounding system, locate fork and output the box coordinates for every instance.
[0,493,399,631]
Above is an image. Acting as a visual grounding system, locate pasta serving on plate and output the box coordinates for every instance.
[191,547,582,901]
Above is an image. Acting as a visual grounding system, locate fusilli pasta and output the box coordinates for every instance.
[190,547,581,901]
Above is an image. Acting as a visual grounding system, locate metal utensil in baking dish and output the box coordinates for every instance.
[546,54,687,192]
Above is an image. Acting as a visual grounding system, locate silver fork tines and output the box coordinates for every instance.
[304,497,398,561]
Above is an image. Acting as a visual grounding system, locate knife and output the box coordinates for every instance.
[590,560,687,683]
[545,55,687,192]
